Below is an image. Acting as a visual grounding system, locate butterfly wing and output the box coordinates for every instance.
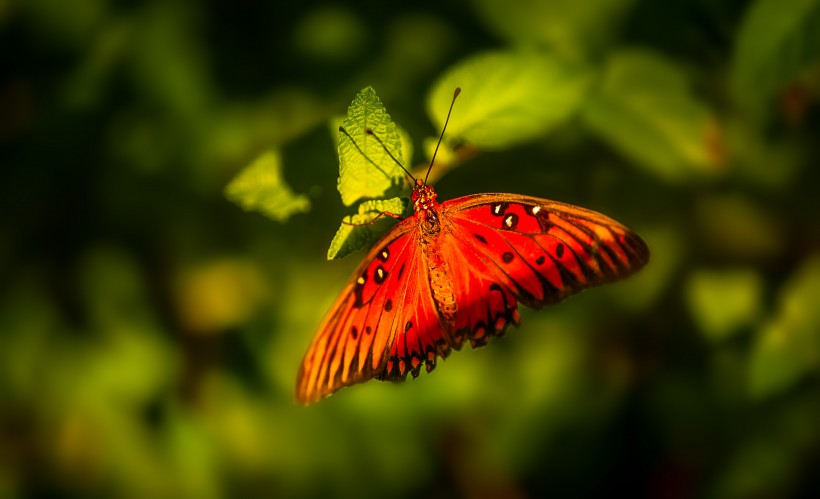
[379,193,649,380]
[296,216,451,404]
[434,193,649,345]
[297,192,649,403]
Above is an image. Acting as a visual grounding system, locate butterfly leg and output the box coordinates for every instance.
[341,211,404,226]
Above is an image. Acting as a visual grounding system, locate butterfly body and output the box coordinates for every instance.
[296,179,649,404]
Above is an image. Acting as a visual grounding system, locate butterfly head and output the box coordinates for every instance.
[411,179,438,212]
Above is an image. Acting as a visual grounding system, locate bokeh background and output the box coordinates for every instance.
[2,0,820,497]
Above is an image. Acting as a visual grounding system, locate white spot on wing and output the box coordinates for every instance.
[531,206,541,215]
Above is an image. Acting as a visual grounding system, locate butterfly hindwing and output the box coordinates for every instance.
[377,264,451,381]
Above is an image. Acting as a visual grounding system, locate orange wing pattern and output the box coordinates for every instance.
[296,192,649,404]
[378,194,649,382]
[445,193,649,309]
[296,218,448,404]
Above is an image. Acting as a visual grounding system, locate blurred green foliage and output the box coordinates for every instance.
[2,0,820,498]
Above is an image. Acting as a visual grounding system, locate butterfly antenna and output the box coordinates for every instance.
[363,128,416,183]
[338,126,396,180]
[425,87,461,185]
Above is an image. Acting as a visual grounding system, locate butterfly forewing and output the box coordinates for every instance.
[444,193,649,309]
[296,220,419,404]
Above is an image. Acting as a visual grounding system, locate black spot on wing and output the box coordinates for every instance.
[374,265,388,284]
[353,273,367,307]
[491,203,509,217]
[502,213,519,230]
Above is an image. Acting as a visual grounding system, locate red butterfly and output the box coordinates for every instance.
[296,90,649,405]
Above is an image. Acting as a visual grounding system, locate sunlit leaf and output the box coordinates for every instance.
[427,50,592,150]
[686,269,763,342]
[225,150,311,222]
[337,87,407,206]
[582,49,724,182]
[471,0,636,59]
[730,0,820,122]
[749,255,820,399]
[331,113,413,168]
[327,197,408,260]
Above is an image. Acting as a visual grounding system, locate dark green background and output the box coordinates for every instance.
[2,0,819,498]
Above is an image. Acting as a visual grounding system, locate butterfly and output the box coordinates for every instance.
[296,89,649,405]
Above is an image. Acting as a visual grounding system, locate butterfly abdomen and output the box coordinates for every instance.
[422,220,458,328]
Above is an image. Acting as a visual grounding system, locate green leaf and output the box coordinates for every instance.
[224,151,310,222]
[471,0,636,59]
[686,269,763,342]
[427,50,592,150]
[582,49,724,182]
[730,0,820,122]
[749,255,820,399]
[330,114,413,168]
[337,87,408,206]
[327,197,409,260]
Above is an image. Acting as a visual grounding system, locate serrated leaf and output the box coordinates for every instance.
[330,114,412,172]
[686,269,763,342]
[224,151,310,222]
[730,0,820,123]
[749,255,820,399]
[582,49,724,182]
[337,87,408,206]
[427,51,592,150]
[471,0,636,59]
[327,197,409,260]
